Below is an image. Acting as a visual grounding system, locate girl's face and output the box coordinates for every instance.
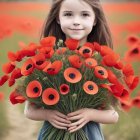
[58,0,96,45]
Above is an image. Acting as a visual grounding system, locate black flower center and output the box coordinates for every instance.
[98,70,104,75]
[36,60,44,65]
[33,87,39,93]
[47,68,55,71]
[49,94,55,100]
[69,73,75,79]
[131,48,139,54]
[83,49,90,54]
[62,86,67,91]
[88,85,94,90]
[134,99,140,103]
[26,64,32,70]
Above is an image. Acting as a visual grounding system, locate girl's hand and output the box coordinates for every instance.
[67,108,93,133]
[46,109,71,130]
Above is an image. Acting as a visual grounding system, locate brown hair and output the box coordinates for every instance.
[41,0,113,48]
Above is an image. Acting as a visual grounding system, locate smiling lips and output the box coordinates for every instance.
[69,28,84,31]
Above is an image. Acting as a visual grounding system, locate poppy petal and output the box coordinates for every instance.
[0,75,9,86]
[122,63,134,77]
[65,38,79,50]
[2,62,15,74]
[85,58,97,68]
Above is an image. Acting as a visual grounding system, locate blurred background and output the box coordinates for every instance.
[0,0,140,140]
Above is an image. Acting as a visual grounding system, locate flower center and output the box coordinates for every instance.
[47,68,55,71]
[26,64,32,70]
[83,49,90,54]
[69,73,75,79]
[98,70,104,75]
[49,94,55,100]
[88,85,94,90]
[33,87,39,93]
[36,60,44,65]
[131,48,139,54]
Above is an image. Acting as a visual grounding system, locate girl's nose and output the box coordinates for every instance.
[73,23,80,26]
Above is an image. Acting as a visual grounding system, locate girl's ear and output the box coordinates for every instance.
[56,17,60,24]
[93,18,97,26]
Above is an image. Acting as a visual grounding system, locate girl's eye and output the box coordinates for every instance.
[82,13,90,17]
[64,13,72,16]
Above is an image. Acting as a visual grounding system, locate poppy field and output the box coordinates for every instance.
[0,1,140,140]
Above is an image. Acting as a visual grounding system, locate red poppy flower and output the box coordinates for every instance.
[132,96,140,108]
[107,70,118,84]
[26,80,42,98]
[64,67,82,83]
[94,66,108,79]
[8,51,18,62]
[126,35,139,47]
[42,88,60,105]
[65,38,79,50]
[124,75,139,90]
[18,49,36,58]
[11,68,22,79]
[21,58,35,76]
[83,42,95,52]
[31,53,47,70]
[8,78,15,87]
[9,90,26,104]
[79,46,92,58]
[93,42,101,52]
[56,47,67,55]
[60,84,70,95]
[43,60,63,75]
[119,99,132,112]
[38,47,54,59]
[68,55,83,68]
[110,83,124,97]
[83,81,98,95]
[0,92,4,101]
[114,60,124,69]
[100,46,114,56]
[2,62,15,74]
[122,63,134,77]
[85,58,97,68]
[40,36,56,48]
[119,89,130,101]
[0,75,9,86]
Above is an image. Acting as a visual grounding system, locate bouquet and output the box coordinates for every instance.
[0,36,139,139]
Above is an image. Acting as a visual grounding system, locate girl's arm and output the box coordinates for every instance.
[24,101,71,129]
[67,108,119,133]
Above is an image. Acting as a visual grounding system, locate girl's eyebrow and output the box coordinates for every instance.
[63,11,91,13]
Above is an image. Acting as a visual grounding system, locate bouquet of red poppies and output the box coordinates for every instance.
[0,36,139,139]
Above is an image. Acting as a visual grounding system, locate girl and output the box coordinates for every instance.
[24,0,119,139]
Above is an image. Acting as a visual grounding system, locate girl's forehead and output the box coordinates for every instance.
[60,0,93,12]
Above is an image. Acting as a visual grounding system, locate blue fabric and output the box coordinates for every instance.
[38,121,105,140]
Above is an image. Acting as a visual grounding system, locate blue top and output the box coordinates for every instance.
[38,121,105,140]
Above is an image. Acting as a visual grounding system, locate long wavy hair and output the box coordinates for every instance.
[41,0,113,48]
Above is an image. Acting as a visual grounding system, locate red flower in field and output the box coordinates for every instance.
[102,53,119,67]
[8,78,15,87]
[42,88,60,105]
[31,53,47,70]
[126,35,139,47]
[124,75,139,90]
[38,47,54,59]
[8,51,18,62]
[79,46,92,58]
[65,38,79,50]
[107,70,118,84]
[94,66,108,79]
[100,46,114,56]
[11,68,22,79]
[119,99,132,112]
[0,92,4,101]
[93,42,101,52]
[40,36,56,48]
[64,67,82,83]
[21,58,34,76]
[84,42,95,52]
[0,75,9,86]
[122,63,134,77]
[85,58,97,68]
[9,90,26,105]
[110,83,124,97]
[132,96,140,108]
[56,47,67,55]
[60,84,70,95]
[2,62,15,74]
[26,80,42,98]
[43,60,63,75]
[83,81,98,95]
[68,55,83,68]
